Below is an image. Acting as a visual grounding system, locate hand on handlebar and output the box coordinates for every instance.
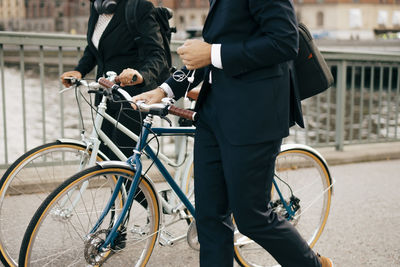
[118,68,143,87]
[97,78,196,121]
[131,87,167,110]
[60,71,82,87]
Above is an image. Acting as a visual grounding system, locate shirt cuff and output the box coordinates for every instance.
[159,83,175,98]
[211,44,223,69]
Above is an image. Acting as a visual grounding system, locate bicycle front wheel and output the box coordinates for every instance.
[19,164,160,267]
[234,144,333,267]
[0,140,106,267]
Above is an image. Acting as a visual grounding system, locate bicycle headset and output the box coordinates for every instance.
[93,0,118,14]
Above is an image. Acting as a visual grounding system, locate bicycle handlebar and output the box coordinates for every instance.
[98,77,197,121]
[168,105,197,121]
[113,74,137,84]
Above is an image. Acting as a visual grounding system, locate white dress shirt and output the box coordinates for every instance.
[92,14,114,49]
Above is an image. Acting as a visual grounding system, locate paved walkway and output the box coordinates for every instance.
[146,158,400,267]
[1,142,399,267]
[145,142,400,266]
[317,141,400,166]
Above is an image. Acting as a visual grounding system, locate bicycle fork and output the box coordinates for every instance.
[271,178,300,220]
[86,118,153,254]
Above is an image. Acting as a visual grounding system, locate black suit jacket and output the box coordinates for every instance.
[166,0,304,145]
[75,0,169,93]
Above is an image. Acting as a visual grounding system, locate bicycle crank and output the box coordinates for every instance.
[187,220,200,251]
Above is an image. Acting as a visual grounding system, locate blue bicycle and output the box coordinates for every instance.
[19,78,334,267]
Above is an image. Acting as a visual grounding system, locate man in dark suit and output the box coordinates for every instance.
[61,0,169,159]
[131,0,333,266]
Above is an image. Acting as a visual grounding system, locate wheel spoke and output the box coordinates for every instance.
[0,143,99,266]
[234,148,332,267]
[19,166,160,267]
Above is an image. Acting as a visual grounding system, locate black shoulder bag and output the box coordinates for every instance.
[295,23,334,100]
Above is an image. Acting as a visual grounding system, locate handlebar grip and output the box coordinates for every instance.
[114,75,137,84]
[168,105,197,121]
[98,77,116,89]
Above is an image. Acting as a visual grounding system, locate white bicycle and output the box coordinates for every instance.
[0,72,196,267]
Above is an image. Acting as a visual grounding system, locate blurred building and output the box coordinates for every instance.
[2,0,399,40]
[0,0,25,31]
[293,0,400,39]
[159,0,209,39]
[25,0,89,33]
[0,0,209,37]
[0,0,90,33]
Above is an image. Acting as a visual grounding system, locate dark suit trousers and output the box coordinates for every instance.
[194,89,320,267]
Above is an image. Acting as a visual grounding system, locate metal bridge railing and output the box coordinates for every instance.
[1,31,399,168]
[288,50,400,150]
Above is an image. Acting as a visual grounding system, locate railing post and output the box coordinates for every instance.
[335,60,347,151]
[0,44,8,164]
[58,46,65,138]
[20,44,27,152]
[39,45,46,144]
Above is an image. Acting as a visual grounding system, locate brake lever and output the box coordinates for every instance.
[59,86,75,94]
[162,116,173,126]
[59,78,84,94]
[87,88,104,95]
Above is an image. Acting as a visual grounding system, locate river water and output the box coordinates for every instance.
[0,67,93,165]
[1,65,399,166]
[0,66,181,166]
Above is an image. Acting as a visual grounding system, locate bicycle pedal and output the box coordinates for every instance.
[158,230,175,246]
[130,224,150,239]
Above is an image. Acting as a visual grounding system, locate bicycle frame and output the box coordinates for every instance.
[89,114,196,250]
[88,117,324,253]
[83,91,191,168]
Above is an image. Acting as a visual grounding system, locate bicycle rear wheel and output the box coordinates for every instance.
[19,164,160,267]
[0,140,106,267]
[234,144,333,267]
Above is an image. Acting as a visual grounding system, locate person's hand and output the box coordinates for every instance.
[177,39,212,70]
[60,70,82,87]
[118,68,144,87]
[131,87,167,110]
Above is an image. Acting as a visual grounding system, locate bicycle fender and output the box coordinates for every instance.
[56,138,110,161]
[95,161,156,188]
[95,160,161,215]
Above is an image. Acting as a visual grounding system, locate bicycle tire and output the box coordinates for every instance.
[0,140,106,267]
[234,144,333,267]
[19,164,160,267]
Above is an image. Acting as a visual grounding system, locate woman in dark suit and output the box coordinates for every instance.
[61,0,169,159]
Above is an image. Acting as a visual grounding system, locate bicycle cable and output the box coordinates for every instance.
[78,83,183,177]
[78,85,104,142]
[274,173,294,196]
[74,84,86,132]
[78,86,143,154]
